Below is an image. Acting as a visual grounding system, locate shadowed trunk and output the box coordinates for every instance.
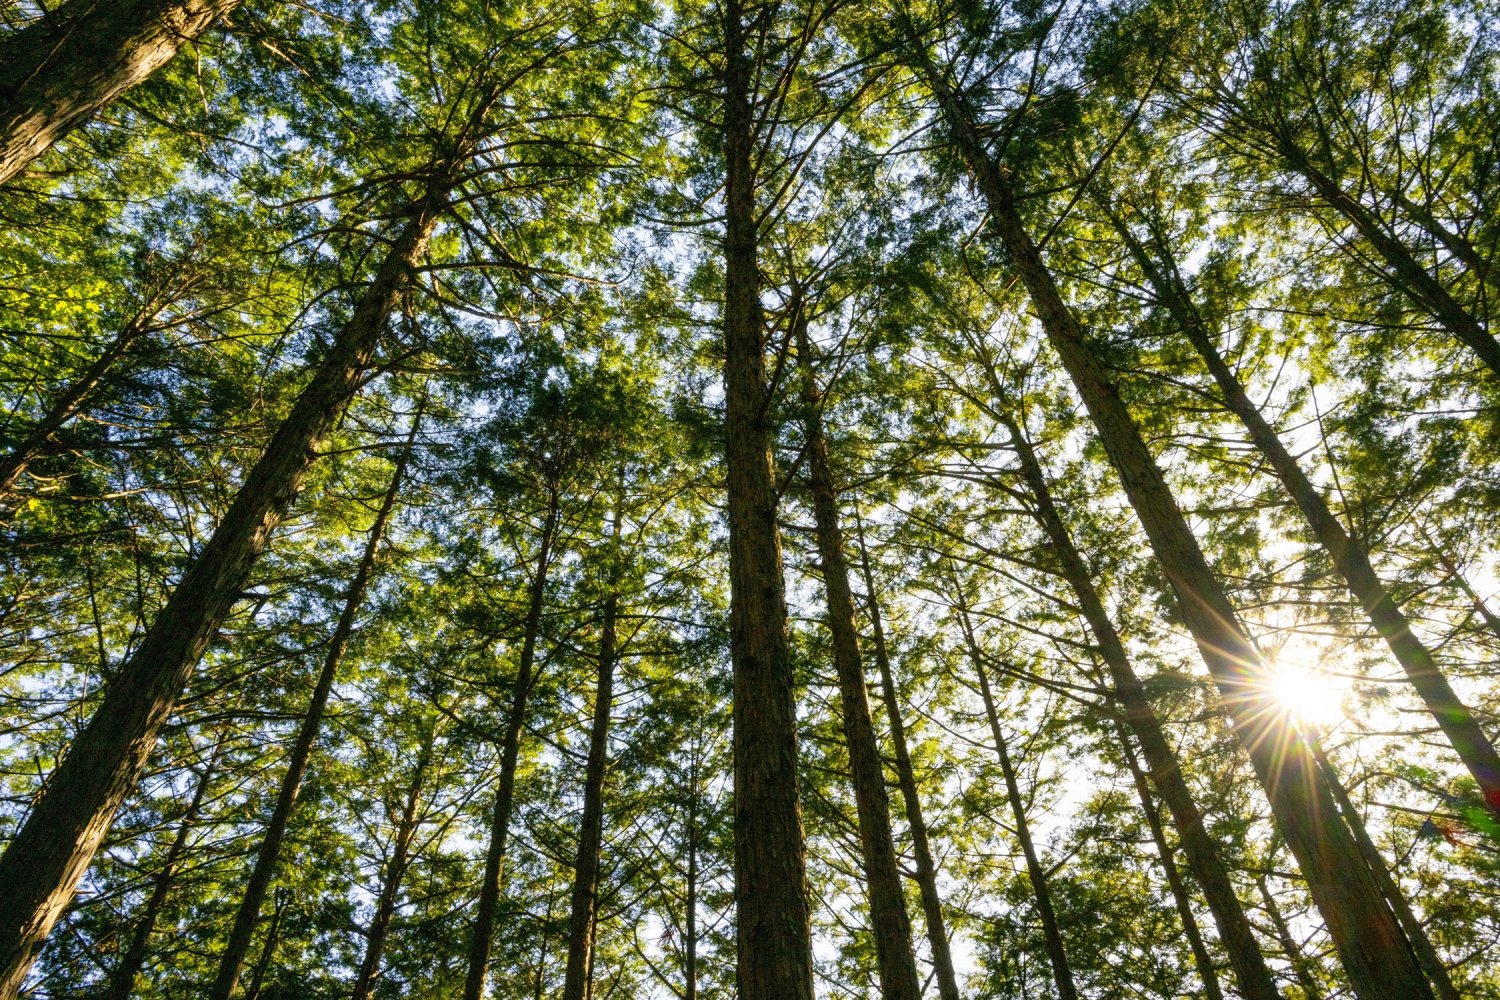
[955,591,1078,1000]
[720,2,814,997]
[910,44,1432,998]
[1106,203,1500,821]
[0,0,242,184]
[853,514,962,1000]
[0,172,453,1000]
[211,413,420,1000]
[1256,873,1324,1000]
[794,306,923,1000]
[463,502,558,1000]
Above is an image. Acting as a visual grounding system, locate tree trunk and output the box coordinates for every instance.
[1115,724,1225,1000]
[211,413,420,1000]
[349,738,433,1000]
[910,48,1432,999]
[242,890,286,1000]
[463,504,557,1000]
[794,309,923,1000]
[853,514,963,1000]
[955,594,1079,1000]
[0,0,242,184]
[0,174,452,1000]
[684,752,699,1000]
[1107,204,1500,820]
[103,743,222,1000]
[719,3,814,999]
[1256,873,1324,1000]
[988,401,1278,1000]
[561,507,623,1000]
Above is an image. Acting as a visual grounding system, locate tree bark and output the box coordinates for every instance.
[988,401,1279,1000]
[1115,724,1226,1000]
[103,743,222,1000]
[955,593,1078,1000]
[462,503,557,1000]
[1107,203,1500,820]
[211,413,420,1000]
[349,738,433,1000]
[719,3,814,998]
[0,0,242,184]
[794,309,923,1000]
[561,506,623,1000]
[0,173,452,1000]
[853,514,963,1000]
[909,48,1433,999]
[1256,873,1325,1000]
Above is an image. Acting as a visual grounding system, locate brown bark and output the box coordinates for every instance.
[241,889,286,1000]
[794,310,923,1000]
[720,3,814,998]
[1115,725,1226,1000]
[988,402,1279,1000]
[0,0,242,184]
[462,503,557,1000]
[955,592,1078,1000]
[349,738,433,1000]
[211,415,420,1000]
[1256,873,1325,1000]
[0,174,452,1000]
[1107,204,1500,821]
[910,48,1432,998]
[103,744,222,1000]
[853,515,963,1000]
[561,508,623,1000]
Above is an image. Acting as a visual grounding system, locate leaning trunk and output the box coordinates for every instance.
[720,3,814,998]
[794,311,922,1000]
[853,515,963,1000]
[0,0,242,184]
[211,416,419,1000]
[911,48,1431,998]
[0,173,452,1000]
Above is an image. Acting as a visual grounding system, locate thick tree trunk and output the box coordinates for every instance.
[349,740,432,1000]
[910,50,1432,999]
[794,312,923,1000]
[955,596,1078,1000]
[0,176,451,1000]
[0,0,242,184]
[561,514,623,1000]
[853,515,963,1000]
[463,506,557,1000]
[1115,725,1225,1000]
[1273,137,1500,379]
[103,745,221,1000]
[990,404,1278,1000]
[1108,207,1500,820]
[720,3,814,999]
[211,417,419,1000]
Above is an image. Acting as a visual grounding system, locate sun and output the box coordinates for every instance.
[1265,654,1348,729]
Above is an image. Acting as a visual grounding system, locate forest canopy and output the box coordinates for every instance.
[1,0,1498,998]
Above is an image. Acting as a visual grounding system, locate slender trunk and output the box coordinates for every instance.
[1274,137,1500,379]
[720,3,813,998]
[463,506,557,1000]
[684,753,699,1000]
[1115,724,1225,1000]
[853,514,963,1000]
[1306,734,1461,1000]
[211,416,420,1000]
[910,49,1431,998]
[794,310,923,1000]
[1256,874,1324,1000]
[561,510,623,1000]
[242,891,286,1000]
[990,404,1279,999]
[0,175,452,1000]
[104,745,222,1000]
[1107,204,1500,820]
[955,595,1078,1000]
[349,741,433,1000]
[0,317,149,501]
[0,0,242,184]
